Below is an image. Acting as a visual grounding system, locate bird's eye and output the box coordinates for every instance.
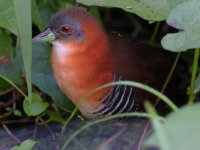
[61,26,71,33]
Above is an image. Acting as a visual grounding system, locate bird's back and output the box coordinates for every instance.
[108,33,172,111]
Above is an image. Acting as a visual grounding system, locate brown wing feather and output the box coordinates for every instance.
[108,33,172,109]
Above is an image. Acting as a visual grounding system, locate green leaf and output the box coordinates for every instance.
[23,93,49,116]
[14,0,32,102]
[63,1,73,9]
[0,0,18,35]
[77,0,164,21]
[0,30,12,55]
[0,56,23,91]
[89,6,104,27]
[161,0,200,52]
[11,139,37,150]
[0,61,23,85]
[0,0,48,35]
[144,103,200,150]
[34,0,64,27]
[31,0,45,31]
[45,109,66,124]
[13,110,22,117]
[77,0,188,21]
[0,78,10,91]
[0,74,26,97]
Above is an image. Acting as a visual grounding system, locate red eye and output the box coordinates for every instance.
[61,26,71,33]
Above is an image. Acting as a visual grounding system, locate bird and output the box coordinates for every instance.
[32,6,172,120]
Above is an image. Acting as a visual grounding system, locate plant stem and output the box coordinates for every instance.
[0,75,27,98]
[145,102,171,150]
[188,48,199,104]
[155,52,180,106]
[149,21,161,45]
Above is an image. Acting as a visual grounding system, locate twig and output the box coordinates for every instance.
[0,88,15,96]
[2,124,21,143]
[2,119,35,124]
[37,117,56,140]
[32,124,38,140]
[0,92,21,109]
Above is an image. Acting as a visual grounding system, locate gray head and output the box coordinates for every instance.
[32,7,100,44]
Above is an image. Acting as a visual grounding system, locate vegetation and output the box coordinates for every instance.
[0,0,200,150]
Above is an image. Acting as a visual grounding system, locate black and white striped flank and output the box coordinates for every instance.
[93,75,138,119]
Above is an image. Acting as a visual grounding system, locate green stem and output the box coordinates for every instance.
[155,52,180,106]
[0,75,27,98]
[188,48,199,104]
[145,102,171,150]
[149,21,161,45]
[73,138,88,150]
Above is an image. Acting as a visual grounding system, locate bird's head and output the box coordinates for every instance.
[32,7,107,51]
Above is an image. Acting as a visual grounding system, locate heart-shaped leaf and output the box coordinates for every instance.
[23,93,49,116]
[161,0,200,52]
[11,139,37,150]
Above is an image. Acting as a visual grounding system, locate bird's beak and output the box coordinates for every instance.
[32,28,55,44]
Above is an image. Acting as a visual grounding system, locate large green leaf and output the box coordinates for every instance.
[144,103,200,150]
[0,0,18,35]
[77,0,188,21]
[0,61,23,86]
[0,30,12,55]
[161,0,200,52]
[0,0,48,35]
[0,37,23,92]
